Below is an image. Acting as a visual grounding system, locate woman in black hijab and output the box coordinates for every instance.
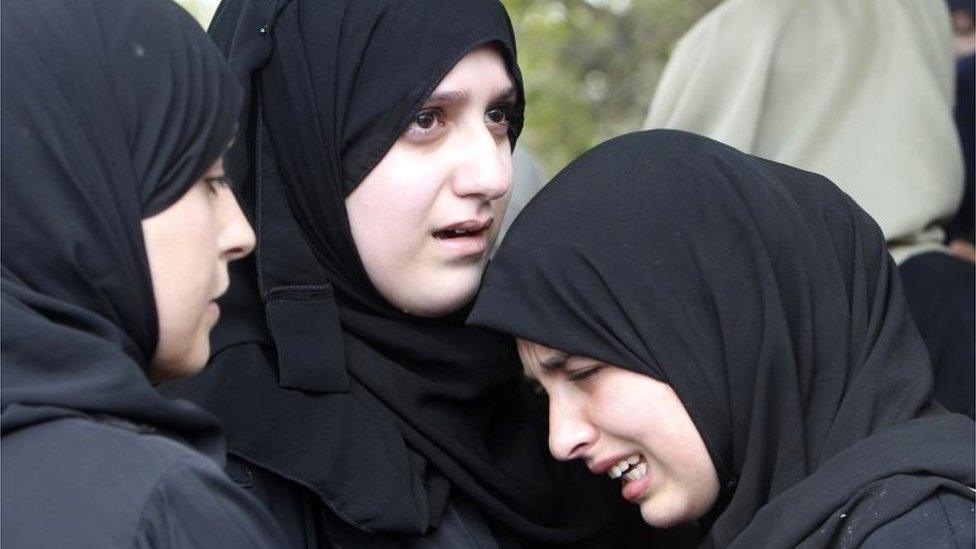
[469,130,976,548]
[1,0,285,546]
[160,0,651,546]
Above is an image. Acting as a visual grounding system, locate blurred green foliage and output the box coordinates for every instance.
[177,0,720,176]
[502,0,719,176]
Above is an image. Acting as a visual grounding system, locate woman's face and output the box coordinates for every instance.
[142,157,255,381]
[346,45,515,317]
[517,338,720,528]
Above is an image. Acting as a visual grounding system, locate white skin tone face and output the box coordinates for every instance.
[516,338,721,528]
[346,45,515,317]
[141,157,255,382]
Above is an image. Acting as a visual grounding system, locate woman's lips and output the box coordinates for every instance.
[432,218,492,256]
[620,461,651,502]
[595,452,652,503]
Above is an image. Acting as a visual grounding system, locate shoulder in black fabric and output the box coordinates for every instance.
[1,0,240,457]
[161,0,619,543]
[469,129,976,548]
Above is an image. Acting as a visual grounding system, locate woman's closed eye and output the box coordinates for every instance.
[566,366,601,382]
[204,175,232,194]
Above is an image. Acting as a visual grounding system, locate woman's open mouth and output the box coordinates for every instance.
[607,453,651,502]
[432,219,493,256]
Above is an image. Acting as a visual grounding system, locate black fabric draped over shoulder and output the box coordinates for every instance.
[1,1,285,547]
[1,0,239,454]
[161,0,625,545]
[469,130,975,548]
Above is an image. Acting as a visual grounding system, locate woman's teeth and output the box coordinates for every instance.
[434,228,478,239]
[608,454,644,480]
[623,462,647,482]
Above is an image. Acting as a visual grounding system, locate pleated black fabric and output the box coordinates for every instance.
[162,0,615,543]
[469,130,976,548]
[1,0,240,450]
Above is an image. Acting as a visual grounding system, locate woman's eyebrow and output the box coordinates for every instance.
[424,89,469,105]
[540,351,570,372]
[423,86,516,107]
[491,86,517,103]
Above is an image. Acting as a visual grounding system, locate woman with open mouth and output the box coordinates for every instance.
[469,130,975,548]
[161,0,647,546]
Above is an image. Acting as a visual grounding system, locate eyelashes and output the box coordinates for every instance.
[484,105,511,125]
[529,365,602,400]
[567,366,601,382]
[203,175,232,194]
[403,102,516,142]
[411,109,442,132]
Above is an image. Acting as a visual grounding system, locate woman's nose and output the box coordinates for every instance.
[449,125,512,201]
[217,188,255,261]
[547,395,596,461]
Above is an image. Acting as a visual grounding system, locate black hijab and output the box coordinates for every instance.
[1,0,242,459]
[162,0,612,541]
[469,130,976,548]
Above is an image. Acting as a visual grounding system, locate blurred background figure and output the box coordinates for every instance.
[644,0,974,418]
[497,145,547,244]
[947,0,975,260]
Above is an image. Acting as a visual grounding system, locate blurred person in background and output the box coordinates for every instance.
[645,0,975,418]
[946,0,975,260]
[0,0,285,546]
[497,145,548,245]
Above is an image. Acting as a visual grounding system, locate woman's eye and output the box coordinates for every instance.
[204,175,231,194]
[485,106,509,125]
[567,367,600,382]
[408,109,444,135]
[415,112,437,129]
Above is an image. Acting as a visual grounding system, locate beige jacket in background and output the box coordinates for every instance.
[645,0,964,263]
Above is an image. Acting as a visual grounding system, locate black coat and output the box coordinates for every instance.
[1,409,284,548]
[859,489,974,548]
[169,343,666,548]
[220,455,683,549]
[224,454,522,548]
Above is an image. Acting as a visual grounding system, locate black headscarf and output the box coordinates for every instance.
[1,0,242,459]
[469,130,976,548]
[162,0,612,541]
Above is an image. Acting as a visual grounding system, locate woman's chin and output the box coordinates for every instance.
[148,339,210,383]
[396,287,479,318]
[639,496,698,529]
[381,270,483,318]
